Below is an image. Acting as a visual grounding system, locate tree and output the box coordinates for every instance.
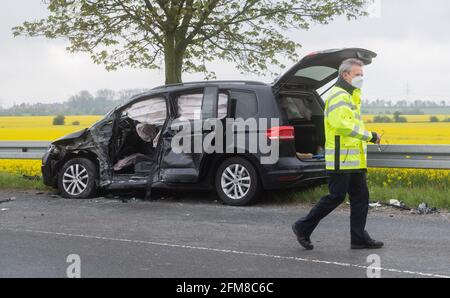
[13,0,370,84]
[393,111,407,123]
[430,116,440,123]
[53,115,66,125]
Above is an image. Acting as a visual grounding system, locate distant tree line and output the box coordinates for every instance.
[1,93,449,117]
[365,99,448,108]
[0,89,148,116]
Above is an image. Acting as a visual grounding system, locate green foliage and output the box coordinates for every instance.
[0,172,50,191]
[53,115,65,125]
[430,116,440,122]
[72,120,80,126]
[373,115,393,123]
[393,111,407,123]
[13,0,369,84]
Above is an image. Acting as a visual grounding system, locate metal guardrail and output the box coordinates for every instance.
[0,141,50,159]
[0,141,450,170]
[367,145,450,169]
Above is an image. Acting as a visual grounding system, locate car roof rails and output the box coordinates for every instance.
[152,80,268,90]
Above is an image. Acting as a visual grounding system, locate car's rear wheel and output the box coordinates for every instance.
[215,157,261,206]
[58,158,97,199]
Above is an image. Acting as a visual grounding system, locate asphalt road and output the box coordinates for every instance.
[0,190,449,278]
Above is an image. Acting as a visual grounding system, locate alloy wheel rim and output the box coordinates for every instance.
[62,164,89,196]
[221,164,251,200]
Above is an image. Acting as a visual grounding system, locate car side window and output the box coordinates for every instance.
[231,90,258,119]
[176,93,203,121]
[217,93,228,119]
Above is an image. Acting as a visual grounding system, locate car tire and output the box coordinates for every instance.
[58,158,98,199]
[215,157,261,206]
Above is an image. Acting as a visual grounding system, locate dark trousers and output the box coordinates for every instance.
[294,172,370,244]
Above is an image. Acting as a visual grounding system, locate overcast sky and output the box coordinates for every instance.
[1,0,450,107]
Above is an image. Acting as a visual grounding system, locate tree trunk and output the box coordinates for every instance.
[164,34,184,85]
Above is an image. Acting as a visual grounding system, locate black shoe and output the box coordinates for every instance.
[351,238,384,249]
[292,223,314,250]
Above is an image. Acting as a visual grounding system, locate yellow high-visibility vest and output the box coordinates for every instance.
[324,86,372,171]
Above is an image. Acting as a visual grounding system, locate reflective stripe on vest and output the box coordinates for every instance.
[349,125,372,141]
[326,102,357,117]
[326,160,361,169]
[325,149,360,156]
[327,91,348,104]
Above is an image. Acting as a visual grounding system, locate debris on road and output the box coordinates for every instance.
[389,199,407,209]
[369,199,440,215]
[0,197,16,204]
[1,208,9,211]
[369,200,411,211]
[369,202,382,208]
[410,203,439,215]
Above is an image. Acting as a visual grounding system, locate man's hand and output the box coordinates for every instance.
[375,134,381,145]
[370,132,381,144]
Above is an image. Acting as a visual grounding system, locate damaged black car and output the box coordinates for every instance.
[42,48,376,206]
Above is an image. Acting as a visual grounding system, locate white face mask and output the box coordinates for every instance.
[351,76,364,89]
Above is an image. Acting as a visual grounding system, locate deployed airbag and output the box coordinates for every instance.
[127,98,167,125]
[136,123,159,143]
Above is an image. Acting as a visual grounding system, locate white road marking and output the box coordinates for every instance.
[1,227,449,278]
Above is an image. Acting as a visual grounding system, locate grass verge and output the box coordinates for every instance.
[273,184,449,210]
[0,172,51,191]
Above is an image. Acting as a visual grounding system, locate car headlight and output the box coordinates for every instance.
[48,145,60,155]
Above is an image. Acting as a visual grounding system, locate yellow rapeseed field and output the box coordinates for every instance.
[0,115,449,144]
[364,122,450,144]
[362,114,450,144]
[0,115,102,141]
[0,159,42,177]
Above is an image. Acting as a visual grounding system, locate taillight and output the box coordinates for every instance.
[266,126,295,141]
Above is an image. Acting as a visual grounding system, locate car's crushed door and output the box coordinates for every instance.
[158,87,220,184]
[89,115,116,187]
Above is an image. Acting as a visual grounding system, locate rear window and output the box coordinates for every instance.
[295,66,337,82]
[232,90,258,119]
[280,95,322,121]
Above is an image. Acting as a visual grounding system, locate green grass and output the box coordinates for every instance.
[0,172,50,191]
[273,184,449,210]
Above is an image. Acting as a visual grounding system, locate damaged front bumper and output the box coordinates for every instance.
[41,145,59,187]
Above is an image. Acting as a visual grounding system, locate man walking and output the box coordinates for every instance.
[292,58,384,250]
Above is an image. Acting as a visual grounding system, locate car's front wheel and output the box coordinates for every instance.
[58,158,98,199]
[215,157,261,206]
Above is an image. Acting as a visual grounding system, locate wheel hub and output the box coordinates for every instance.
[221,164,251,200]
[62,164,89,196]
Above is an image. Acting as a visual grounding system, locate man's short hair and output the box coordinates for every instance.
[339,58,364,76]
